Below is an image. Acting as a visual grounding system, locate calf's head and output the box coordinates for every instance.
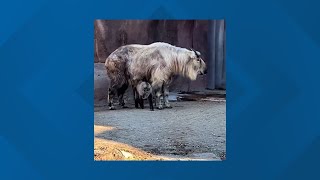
[136,81,152,99]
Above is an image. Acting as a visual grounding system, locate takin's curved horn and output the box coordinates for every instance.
[190,48,201,58]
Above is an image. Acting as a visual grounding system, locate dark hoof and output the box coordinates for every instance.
[150,109,154,111]
[165,106,173,109]
[122,106,129,109]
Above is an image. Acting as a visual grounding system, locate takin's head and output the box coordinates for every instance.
[185,48,207,80]
[136,81,153,99]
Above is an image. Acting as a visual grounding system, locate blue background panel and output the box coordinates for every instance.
[1,0,320,179]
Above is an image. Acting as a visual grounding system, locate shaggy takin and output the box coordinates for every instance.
[105,42,207,110]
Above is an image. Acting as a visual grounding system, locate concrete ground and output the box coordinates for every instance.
[94,98,226,161]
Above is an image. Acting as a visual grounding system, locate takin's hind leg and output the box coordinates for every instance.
[133,86,139,108]
[139,97,144,109]
[108,89,116,110]
[117,84,129,108]
[118,93,128,108]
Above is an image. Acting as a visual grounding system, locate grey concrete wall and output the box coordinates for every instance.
[94,63,109,106]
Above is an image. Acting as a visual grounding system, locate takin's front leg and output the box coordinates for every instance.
[162,84,172,108]
[152,79,165,110]
[155,89,164,110]
[139,97,144,109]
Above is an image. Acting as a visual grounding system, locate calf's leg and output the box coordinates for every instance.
[148,94,154,111]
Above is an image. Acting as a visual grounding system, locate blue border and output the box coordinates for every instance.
[1,0,320,179]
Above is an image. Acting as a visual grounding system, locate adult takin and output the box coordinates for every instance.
[105,42,207,110]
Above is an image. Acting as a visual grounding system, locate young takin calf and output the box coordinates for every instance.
[133,81,154,111]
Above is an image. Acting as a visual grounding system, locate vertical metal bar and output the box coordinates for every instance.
[215,20,224,89]
[221,20,226,89]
